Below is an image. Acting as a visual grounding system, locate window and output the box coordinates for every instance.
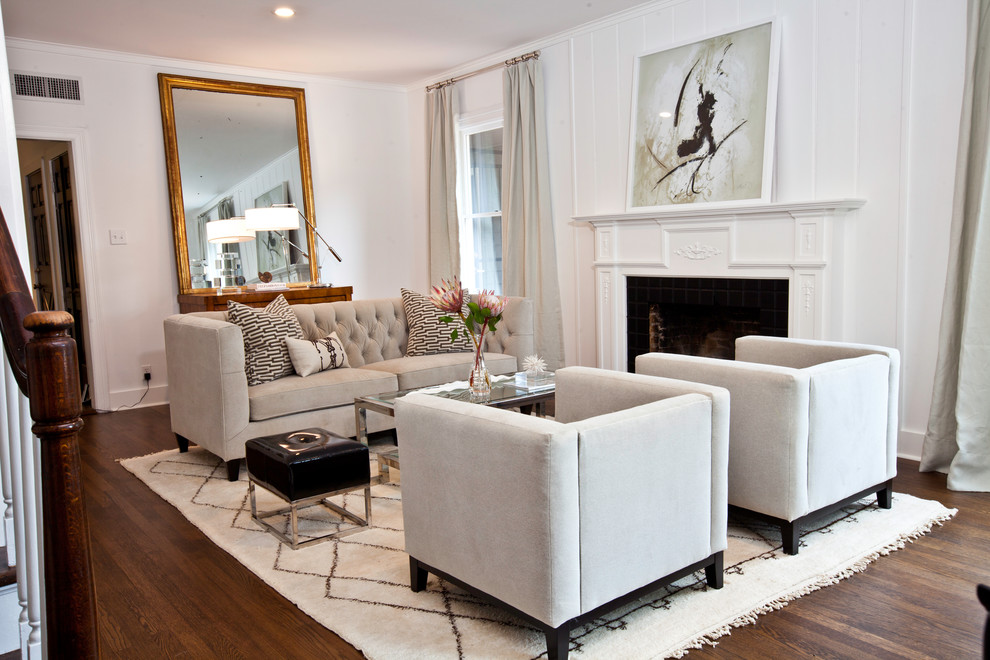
[456,115,503,294]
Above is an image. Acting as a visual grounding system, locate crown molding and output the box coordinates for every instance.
[5,37,407,95]
[406,0,684,92]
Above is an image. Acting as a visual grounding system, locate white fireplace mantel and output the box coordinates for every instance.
[575,198,866,370]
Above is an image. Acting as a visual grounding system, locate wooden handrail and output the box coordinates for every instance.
[0,210,34,393]
[0,207,99,657]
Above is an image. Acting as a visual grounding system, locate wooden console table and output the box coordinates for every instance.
[178,285,353,313]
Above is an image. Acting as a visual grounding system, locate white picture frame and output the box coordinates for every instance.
[627,19,780,210]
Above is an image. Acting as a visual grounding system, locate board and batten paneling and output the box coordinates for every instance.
[544,0,964,459]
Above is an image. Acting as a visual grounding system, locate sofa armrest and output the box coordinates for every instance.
[736,336,900,476]
[635,352,811,521]
[804,354,893,509]
[571,393,725,613]
[484,297,534,364]
[163,314,250,458]
[394,393,580,627]
[735,335,899,369]
[557,365,730,565]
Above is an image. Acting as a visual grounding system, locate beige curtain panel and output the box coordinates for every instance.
[427,85,460,284]
[501,59,564,370]
[921,0,990,491]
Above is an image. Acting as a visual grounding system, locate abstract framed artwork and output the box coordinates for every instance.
[627,20,780,210]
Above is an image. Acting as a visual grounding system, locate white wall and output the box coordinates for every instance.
[2,0,966,458]
[0,26,29,265]
[4,39,417,409]
[411,0,967,460]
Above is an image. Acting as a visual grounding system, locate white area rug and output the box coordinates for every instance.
[120,448,956,659]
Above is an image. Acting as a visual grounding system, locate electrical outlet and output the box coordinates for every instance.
[110,229,127,245]
[142,365,151,381]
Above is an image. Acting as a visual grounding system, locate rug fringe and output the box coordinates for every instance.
[663,506,958,658]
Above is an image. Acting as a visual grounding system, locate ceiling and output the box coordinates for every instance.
[1,0,653,85]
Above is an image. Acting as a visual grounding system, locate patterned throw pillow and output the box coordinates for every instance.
[285,332,349,377]
[227,294,304,386]
[401,287,475,356]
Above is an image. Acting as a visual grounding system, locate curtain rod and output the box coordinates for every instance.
[426,50,540,92]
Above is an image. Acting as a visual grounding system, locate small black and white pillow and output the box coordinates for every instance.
[286,332,349,377]
[401,287,475,357]
[227,294,304,386]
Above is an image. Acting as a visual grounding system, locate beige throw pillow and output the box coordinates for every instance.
[286,332,349,377]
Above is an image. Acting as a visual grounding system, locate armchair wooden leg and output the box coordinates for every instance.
[704,551,724,588]
[175,434,189,452]
[877,479,894,509]
[225,458,241,482]
[781,520,799,555]
[409,557,428,592]
[545,624,569,660]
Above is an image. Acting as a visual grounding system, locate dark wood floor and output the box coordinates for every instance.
[79,404,988,659]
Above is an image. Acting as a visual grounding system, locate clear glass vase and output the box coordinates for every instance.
[469,350,492,401]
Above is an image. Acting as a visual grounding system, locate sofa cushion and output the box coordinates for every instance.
[401,288,474,356]
[286,332,349,377]
[227,295,304,386]
[361,351,517,390]
[248,367,398,422]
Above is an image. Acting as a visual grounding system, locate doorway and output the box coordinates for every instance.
[17,139,91,406]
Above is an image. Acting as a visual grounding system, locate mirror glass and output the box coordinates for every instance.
[159,74,318,293]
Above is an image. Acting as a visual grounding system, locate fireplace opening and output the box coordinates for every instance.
[627,277,788,370]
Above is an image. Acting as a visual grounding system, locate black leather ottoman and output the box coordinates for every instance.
[246,428,372,549]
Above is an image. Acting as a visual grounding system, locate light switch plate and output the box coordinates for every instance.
[109,229,127,245]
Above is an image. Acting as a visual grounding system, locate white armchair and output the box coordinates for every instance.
[636,336,900,555]
[394,366,729,660]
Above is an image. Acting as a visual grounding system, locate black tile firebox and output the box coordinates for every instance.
[626,276,789,371]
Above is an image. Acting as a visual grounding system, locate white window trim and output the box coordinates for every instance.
[455,108,503,293]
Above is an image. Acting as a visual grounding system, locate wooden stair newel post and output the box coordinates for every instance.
[24,310,99,659]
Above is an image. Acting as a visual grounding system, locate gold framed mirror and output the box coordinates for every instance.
[158,73,318,293]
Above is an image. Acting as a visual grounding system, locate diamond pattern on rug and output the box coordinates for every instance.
[142,449,539,657]
[122,448,956,660]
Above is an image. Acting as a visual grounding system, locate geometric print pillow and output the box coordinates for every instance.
[401,287,475,357]
[226,294,304,386]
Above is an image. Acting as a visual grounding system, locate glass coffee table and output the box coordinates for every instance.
[355,373,555,483]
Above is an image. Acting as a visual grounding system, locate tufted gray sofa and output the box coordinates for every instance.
[163,296,534,480]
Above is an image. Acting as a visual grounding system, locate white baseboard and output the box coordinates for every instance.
[897,429,925,463]
[106,384,168,411]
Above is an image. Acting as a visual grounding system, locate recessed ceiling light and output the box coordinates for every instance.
[658,111,673,118]
[274,7,295,17]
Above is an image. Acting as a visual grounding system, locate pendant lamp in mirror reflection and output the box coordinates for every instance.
[205,217,254,290]
[245,204,342,287]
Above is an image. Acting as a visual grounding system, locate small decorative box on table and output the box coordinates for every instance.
[245,428,371,549]
[514,371,555,391]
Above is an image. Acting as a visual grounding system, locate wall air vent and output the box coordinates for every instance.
[11,72,82,103]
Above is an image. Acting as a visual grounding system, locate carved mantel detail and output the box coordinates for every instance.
[803,281,815,313]
[675,242,722,260]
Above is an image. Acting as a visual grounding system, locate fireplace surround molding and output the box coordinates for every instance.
[575,198,865,370]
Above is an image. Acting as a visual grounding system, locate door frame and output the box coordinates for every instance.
[16,126,108,410]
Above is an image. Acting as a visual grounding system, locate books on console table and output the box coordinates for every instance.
[248,282,290,291]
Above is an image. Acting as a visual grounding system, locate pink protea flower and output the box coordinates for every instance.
[430,277,465,314]
[476,290,508,318]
